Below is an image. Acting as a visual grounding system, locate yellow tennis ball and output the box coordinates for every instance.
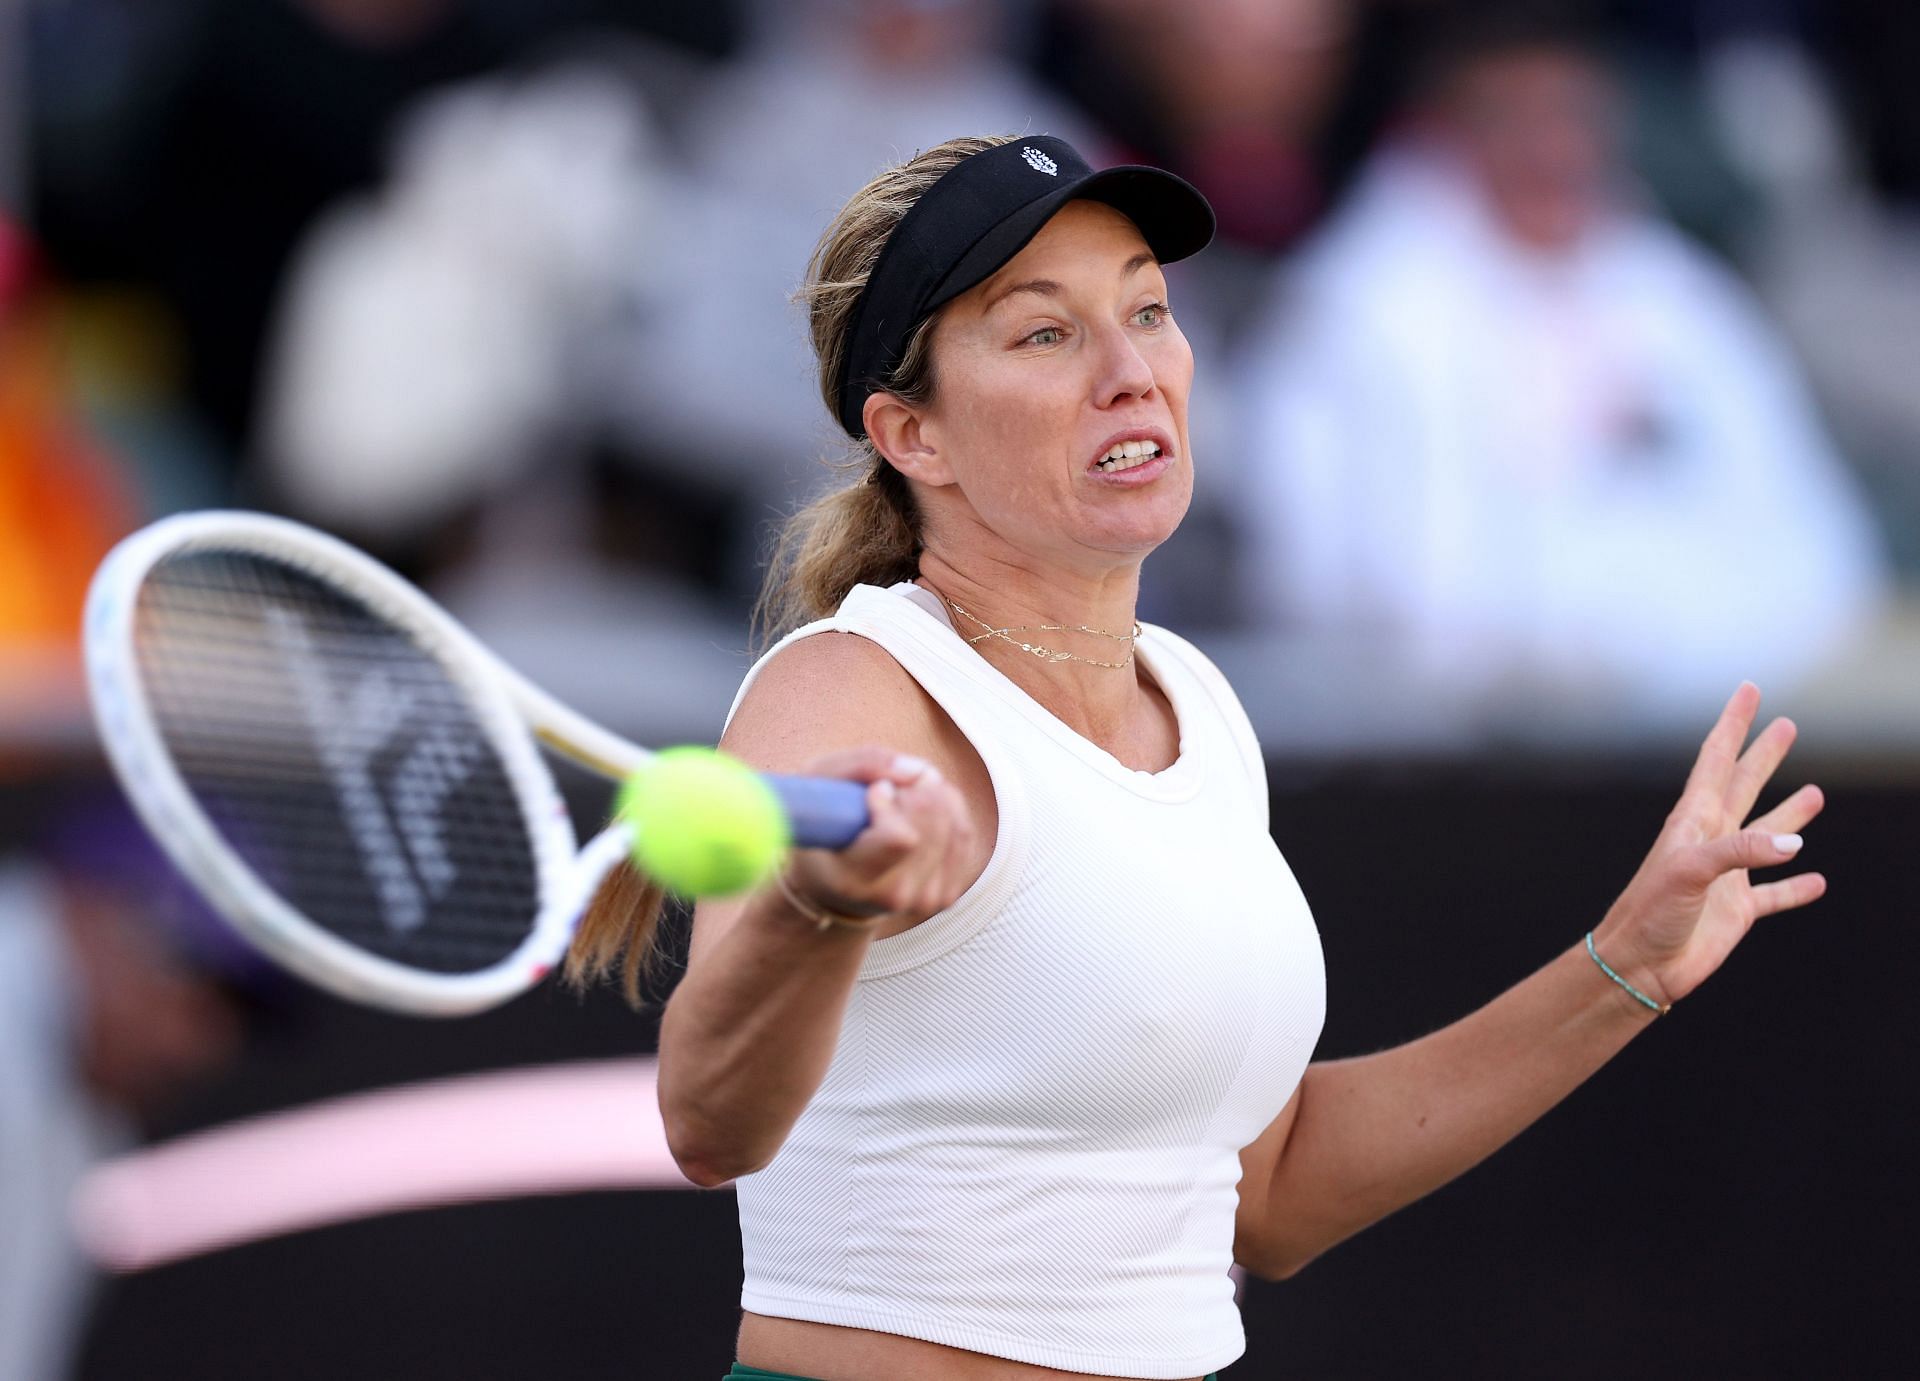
[618,747,790,897]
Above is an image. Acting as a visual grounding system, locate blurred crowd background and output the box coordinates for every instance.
[4,1,1918,1377]
[12,0,1920,749]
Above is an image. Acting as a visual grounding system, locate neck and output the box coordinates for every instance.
[916,548,1148,734]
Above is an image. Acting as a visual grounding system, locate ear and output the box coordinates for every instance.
[864,392,955,487]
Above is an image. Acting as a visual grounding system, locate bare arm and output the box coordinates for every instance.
[1235,684,1828,1278]
[656,634,990,1187]
[1235,939,1662,1278]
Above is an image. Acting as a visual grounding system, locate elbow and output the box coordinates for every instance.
[1235,1221,1328,1282]
[662,1116,773,1189]
[1239,1244,1320,1283]
[655,1051,796,1187]
[668,1142,763,1189]
[1262,1248,1322,1282]
[675,1158,741,1190]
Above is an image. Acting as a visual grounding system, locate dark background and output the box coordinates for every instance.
[64,755,1915,1379]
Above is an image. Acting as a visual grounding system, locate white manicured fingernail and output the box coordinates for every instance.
[1773,833,1803,854]
[892,755,930,780]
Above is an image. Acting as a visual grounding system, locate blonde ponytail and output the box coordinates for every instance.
[753,462,919,647]
[565,865,673,1006]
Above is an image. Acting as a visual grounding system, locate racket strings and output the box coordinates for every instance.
[135,549,546,974]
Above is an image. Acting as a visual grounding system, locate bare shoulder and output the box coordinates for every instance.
[702,630,997,949]
[721,631,959,777]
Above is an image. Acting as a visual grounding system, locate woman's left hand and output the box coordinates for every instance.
[1590,682,1827,1011]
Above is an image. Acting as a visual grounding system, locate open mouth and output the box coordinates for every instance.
[1095,439,1164,473]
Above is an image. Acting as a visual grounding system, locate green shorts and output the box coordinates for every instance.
[724,1368,1220,1380]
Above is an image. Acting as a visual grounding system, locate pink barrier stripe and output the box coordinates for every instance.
[72,1057,702,1272]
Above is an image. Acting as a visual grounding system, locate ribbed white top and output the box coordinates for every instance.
[729,583,1325,1378]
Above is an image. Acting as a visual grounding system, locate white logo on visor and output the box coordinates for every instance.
[1021,146,1059,176]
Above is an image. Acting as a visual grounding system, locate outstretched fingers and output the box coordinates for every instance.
[1684,682,1763,803]
[1751,783,1825,837]
[1691,822,1826,916]
[1725,716,1798,822]
[1750,871,1828,919]
[1696,826,1805,882]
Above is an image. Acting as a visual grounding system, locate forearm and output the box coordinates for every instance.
[1255,933,1658,1275]
[656,891,873,1186]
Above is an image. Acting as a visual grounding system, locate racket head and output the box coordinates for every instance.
[85,511,584,1016]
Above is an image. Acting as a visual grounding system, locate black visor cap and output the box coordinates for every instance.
[836,136,1215,438]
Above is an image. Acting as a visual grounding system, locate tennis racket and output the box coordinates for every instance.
[84,510,869,1017]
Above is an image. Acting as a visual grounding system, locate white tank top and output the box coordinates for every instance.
[728,583,1325,1378]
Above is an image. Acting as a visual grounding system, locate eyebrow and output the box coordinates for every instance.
[983,251,1160,313]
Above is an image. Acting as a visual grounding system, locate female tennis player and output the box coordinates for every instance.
[568,134,1826,1381]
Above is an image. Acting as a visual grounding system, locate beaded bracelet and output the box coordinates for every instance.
[774,869,888,933]
[1584,932,1672,1016]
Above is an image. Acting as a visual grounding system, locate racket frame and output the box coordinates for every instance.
[85,510,605,1016]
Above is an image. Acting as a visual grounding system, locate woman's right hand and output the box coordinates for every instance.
[779,746,977,925]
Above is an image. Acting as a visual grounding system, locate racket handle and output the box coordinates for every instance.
[764,775,872,850]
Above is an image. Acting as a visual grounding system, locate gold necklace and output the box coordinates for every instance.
[943,597,1141,670]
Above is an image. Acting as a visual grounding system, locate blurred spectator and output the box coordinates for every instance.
[1232,8,1887,718]
[0,215,137,741]
[1696,12,1920,574]
[1040,0,1356,255]
[31,0,518,482]
[260,61,661,552]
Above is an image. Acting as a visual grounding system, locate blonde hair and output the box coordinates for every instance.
[754,133,1018,645]
[564,135,1014,1004]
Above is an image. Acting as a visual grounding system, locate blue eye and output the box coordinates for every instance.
[1134,302,1169,327]
[1024,326,1064,346]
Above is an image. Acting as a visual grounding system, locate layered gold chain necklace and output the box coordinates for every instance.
[942,596,1141,671]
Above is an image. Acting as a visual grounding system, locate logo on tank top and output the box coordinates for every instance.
[1021,146,1059,176]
